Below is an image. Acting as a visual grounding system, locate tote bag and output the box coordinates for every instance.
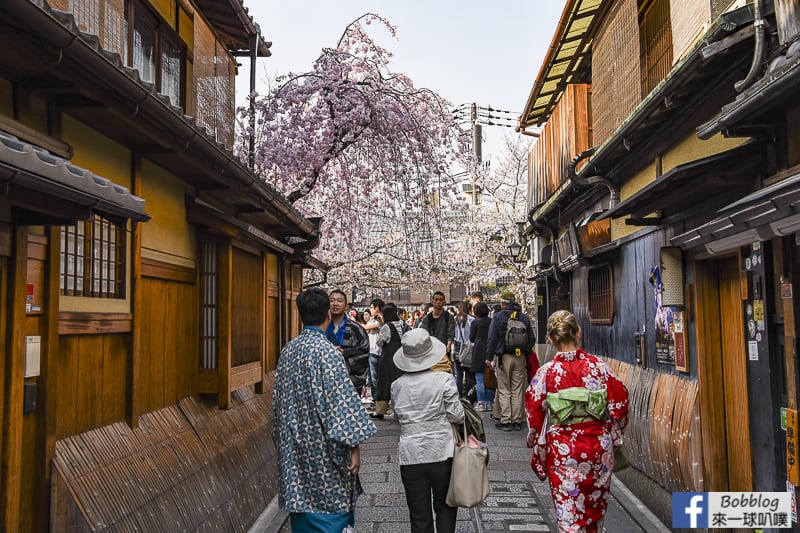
[446,424,489,508]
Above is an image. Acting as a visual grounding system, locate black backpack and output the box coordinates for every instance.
[503,311,529,356]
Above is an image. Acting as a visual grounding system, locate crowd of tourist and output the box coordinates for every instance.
[272,286,629,533]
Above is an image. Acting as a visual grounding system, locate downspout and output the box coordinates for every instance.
[567,147,619,208]
[248,31,257,171]
[279,254,288,352]
[734,0,766,92]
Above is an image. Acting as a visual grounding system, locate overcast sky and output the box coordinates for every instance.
[235,1,564,160]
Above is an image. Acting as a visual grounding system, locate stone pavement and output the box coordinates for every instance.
[251,407,670,532]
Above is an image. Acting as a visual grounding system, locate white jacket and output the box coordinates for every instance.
[391,370,465,465]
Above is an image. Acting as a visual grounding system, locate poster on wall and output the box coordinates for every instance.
[650,265,675,365]
[673,311,688,372]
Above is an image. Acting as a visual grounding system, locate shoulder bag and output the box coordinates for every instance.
[456,321,474,368]
[446,423,489,508]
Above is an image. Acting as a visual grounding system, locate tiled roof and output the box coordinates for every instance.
[0,130,149,222]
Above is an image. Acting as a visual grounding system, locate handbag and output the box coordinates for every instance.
[530,412,549,481]
[484,366,498,390]
[457,342,474,368]
[446,423,489,508]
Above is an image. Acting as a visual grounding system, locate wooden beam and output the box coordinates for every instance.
[230,362,263,392]
[129,155,142,428]
[37,228,59,531]
[218,240,232,410]
[0,115,72,159]
[2,225,27,531]
[256,252,266,395]
[57,313,132,335]
[776,238,798,409]
[625,217,663,226]
[141,258,196,284]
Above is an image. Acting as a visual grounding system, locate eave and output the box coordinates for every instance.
[0,0,318,247]
[192,0,272,57]
[518,0,606,131]
[530,6,760,227]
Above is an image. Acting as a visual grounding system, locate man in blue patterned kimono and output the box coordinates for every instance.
[273,287,377,532]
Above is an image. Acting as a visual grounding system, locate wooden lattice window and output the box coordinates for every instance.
[60,215,125,298]
[639,0,673,96]
[200,240,218,369]
[588,264,614,325]
[124,0,185,108]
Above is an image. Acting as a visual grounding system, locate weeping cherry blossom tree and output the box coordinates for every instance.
[236,14,470,291]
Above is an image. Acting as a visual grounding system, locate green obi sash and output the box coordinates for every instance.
[546,387,608,425]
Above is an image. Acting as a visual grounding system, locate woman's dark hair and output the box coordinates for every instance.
[382,302,400,322]
[371,298,385,310]
[296,287,330,326]
[473,301,489,317]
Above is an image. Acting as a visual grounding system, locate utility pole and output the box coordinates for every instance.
[471,103,482,206]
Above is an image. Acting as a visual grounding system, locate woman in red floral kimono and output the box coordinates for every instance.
[525,310,629,533]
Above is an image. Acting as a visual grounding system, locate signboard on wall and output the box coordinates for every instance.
[789,408,799,486]
[650,265,675,365]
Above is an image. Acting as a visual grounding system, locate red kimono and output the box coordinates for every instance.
[525,349,629,533]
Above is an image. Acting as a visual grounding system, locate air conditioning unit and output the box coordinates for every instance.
[529,236,552,269]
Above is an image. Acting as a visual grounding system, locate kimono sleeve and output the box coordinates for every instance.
[604,363,630,430]
[525,363,550,437]
[316,349,377,446]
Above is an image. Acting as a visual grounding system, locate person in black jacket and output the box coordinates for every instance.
[326,290,370,392]
[469,302,494,411]
[486,291,535,431]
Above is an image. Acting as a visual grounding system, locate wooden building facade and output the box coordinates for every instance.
[520,0,800,514]
[0,0,322,531]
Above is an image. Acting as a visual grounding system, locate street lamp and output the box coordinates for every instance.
[508,241,522,259]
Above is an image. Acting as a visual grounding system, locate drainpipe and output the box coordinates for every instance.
[567,147,619,208]
[248,31,258,171]
[734,0,766,92]
[279,254,288,352]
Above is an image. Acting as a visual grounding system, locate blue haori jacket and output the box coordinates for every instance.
[273,328,377,513]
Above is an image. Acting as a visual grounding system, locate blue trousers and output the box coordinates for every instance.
[289,511,352,532]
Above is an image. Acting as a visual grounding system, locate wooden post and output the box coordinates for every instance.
[128,153,142,428]
[218,239,232,409]
[775,238,798,409]
[35,227,60,531]
[2,225,27,532]
[255,252,266,395]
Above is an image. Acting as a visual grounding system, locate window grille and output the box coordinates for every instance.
[588,264,614,324]
[200,241,218,369]
[60,214,125,298]
[124,0,185,108]
[639,0,673,96]
[161,31,183,107]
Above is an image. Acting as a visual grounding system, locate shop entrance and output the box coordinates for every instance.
[696,255,753,491]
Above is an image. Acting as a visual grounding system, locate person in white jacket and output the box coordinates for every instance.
[391,329,465,533]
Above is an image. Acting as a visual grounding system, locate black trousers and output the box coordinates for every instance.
[400,459,457,533]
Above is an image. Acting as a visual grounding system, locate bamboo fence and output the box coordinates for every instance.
[605,358,703,492]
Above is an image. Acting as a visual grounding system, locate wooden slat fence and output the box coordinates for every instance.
[50,379,278,532]
[605,359,703,493]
